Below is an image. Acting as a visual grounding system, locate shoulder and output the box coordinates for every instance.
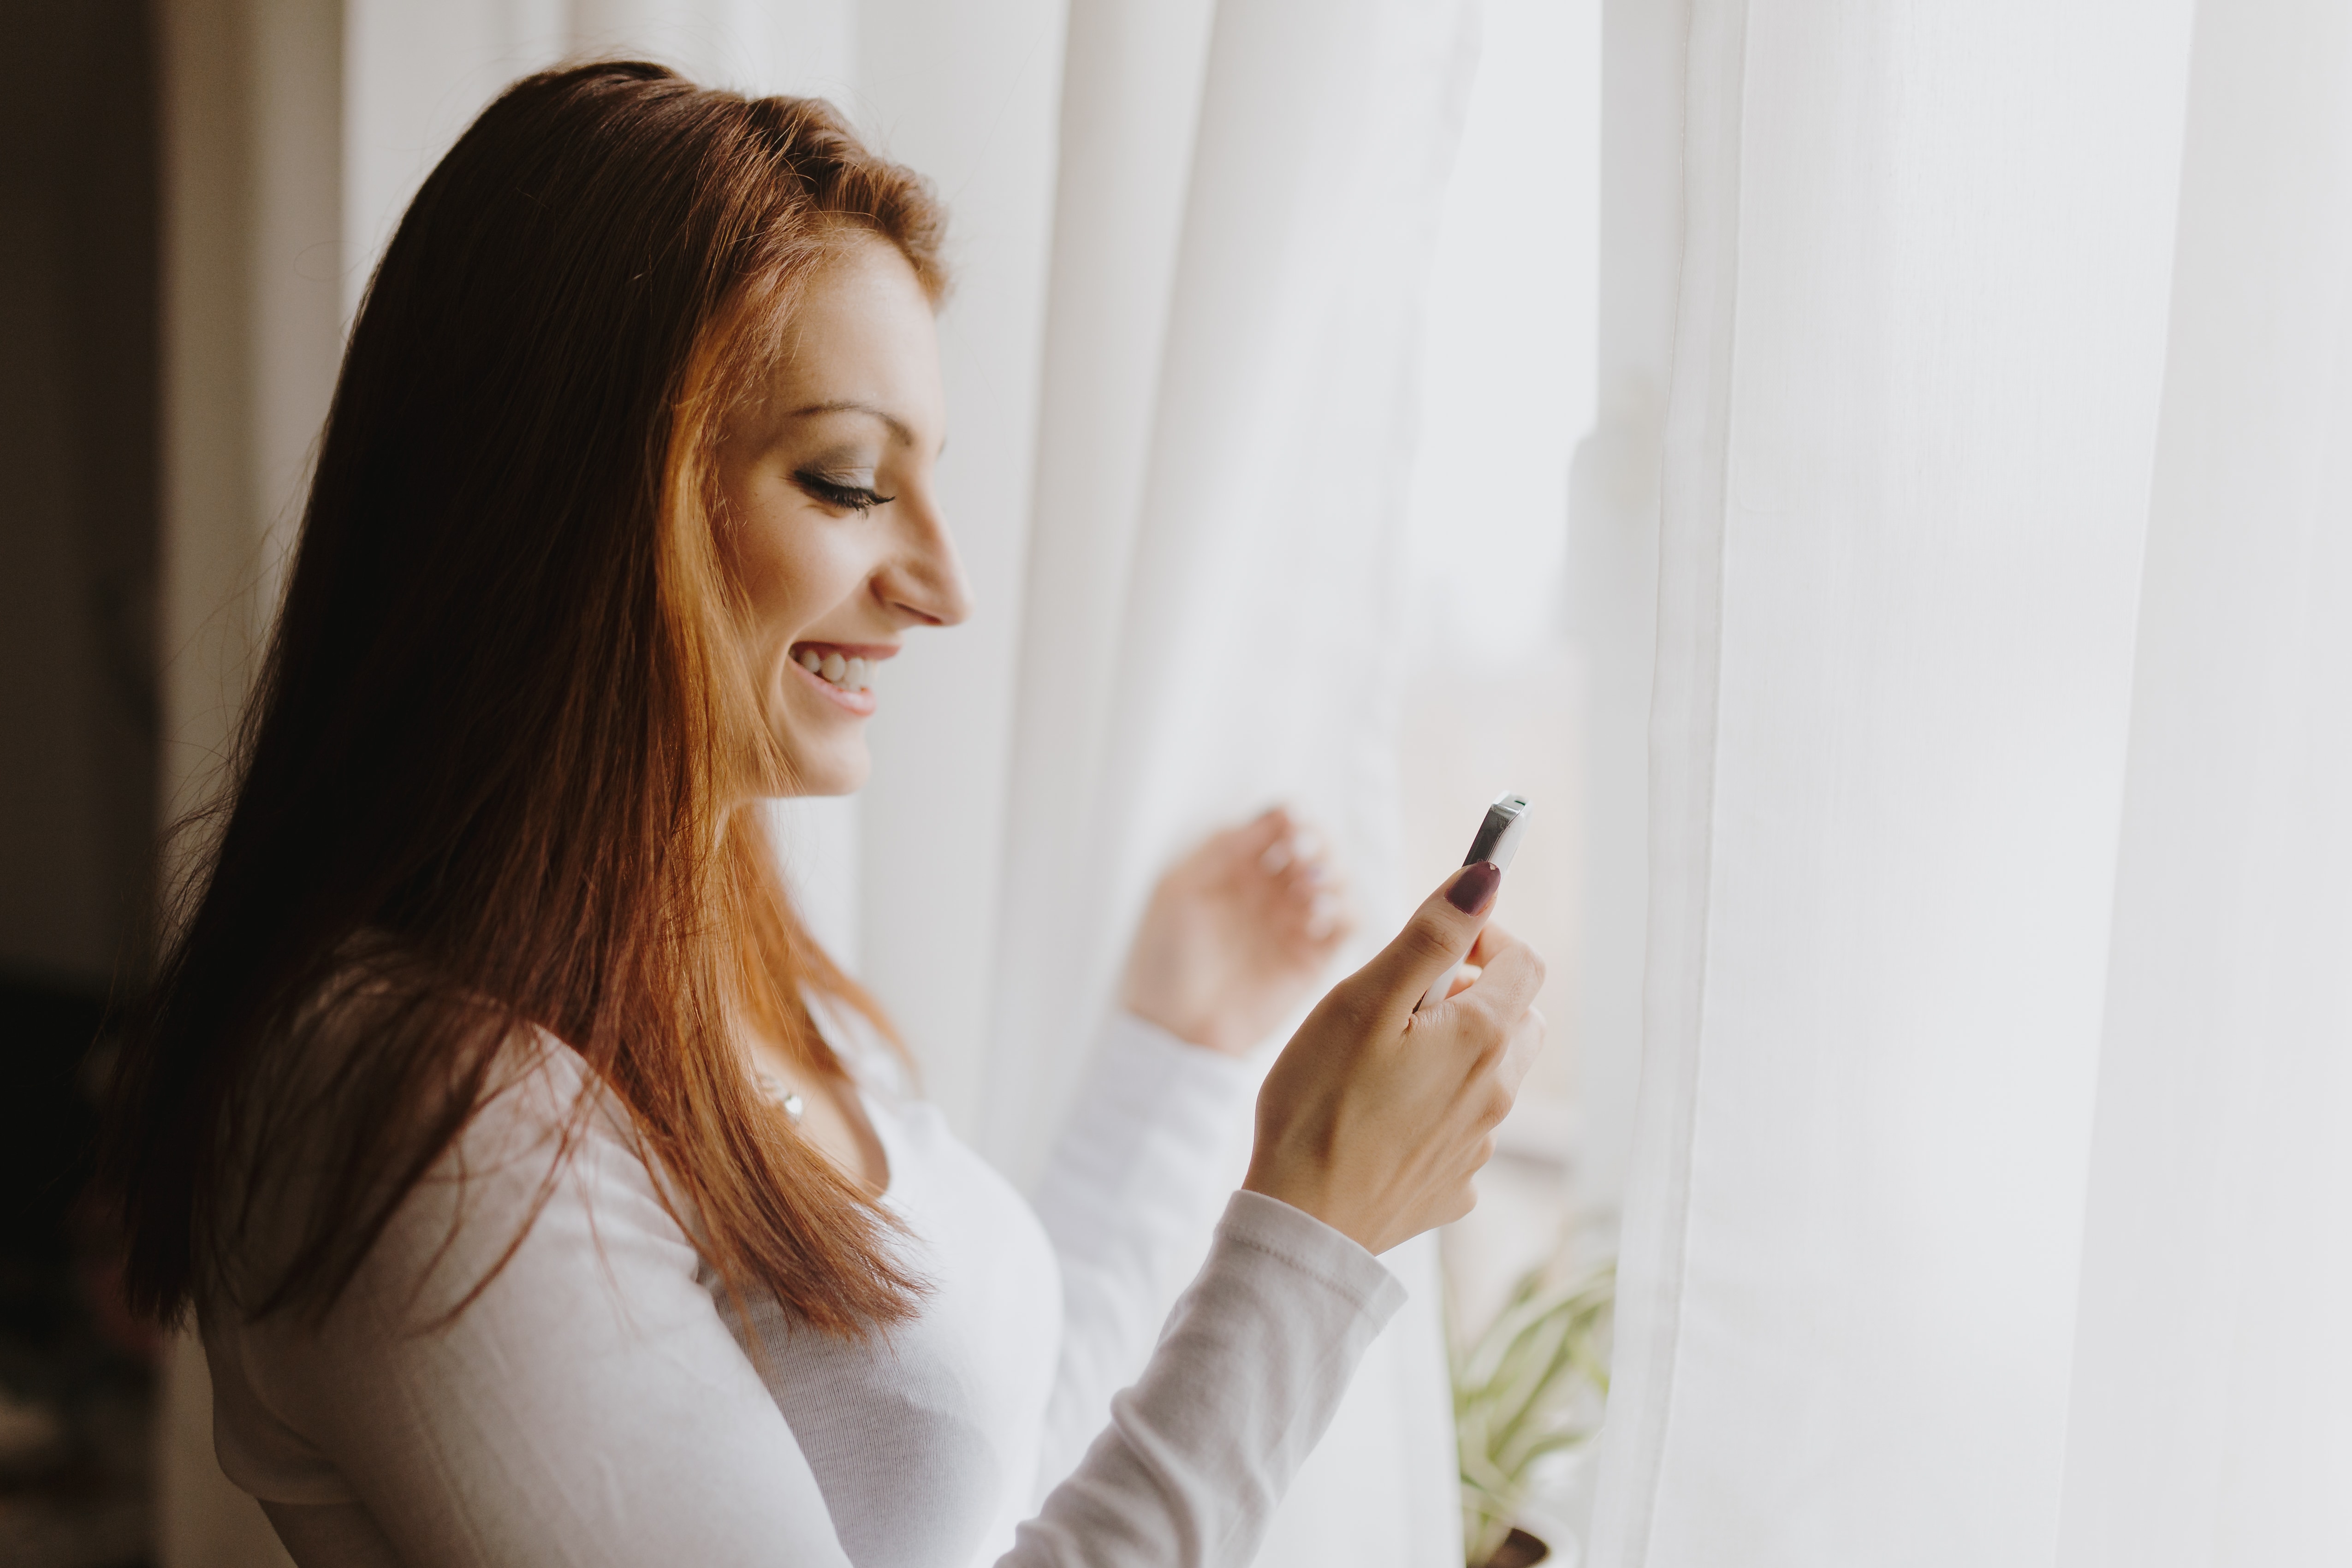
[351,1030,691,1331]
[206,1031,738,1519]
[212,942,666,1327]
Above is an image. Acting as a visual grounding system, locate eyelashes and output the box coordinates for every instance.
[792,469,897,515]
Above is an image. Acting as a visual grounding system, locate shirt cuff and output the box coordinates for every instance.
[1212,1189,1407,1324]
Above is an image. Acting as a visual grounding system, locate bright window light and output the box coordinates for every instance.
[1397,0,1603,1344]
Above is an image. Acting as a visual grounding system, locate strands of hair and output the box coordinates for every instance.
[100,62,947,1339]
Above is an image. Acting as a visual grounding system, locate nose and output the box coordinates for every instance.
[876,488,974,629]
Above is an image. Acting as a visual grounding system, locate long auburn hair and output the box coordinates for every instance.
[102,62,948,1336]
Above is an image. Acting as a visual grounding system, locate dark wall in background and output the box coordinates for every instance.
[0,0,161,994]
[1,0,158,1381]
[0,16,163,1557]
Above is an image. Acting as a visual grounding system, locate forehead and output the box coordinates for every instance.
[765,235,944,435]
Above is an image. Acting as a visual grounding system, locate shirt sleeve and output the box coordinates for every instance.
[1004,1190,1407,1568]
[1028,1011,1263,1487]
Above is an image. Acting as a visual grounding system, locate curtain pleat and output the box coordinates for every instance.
[1593,2,2204,1562]
[2055,3,2352,1563]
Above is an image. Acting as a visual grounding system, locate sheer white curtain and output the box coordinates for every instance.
[156,1,1473,1564]
[1589,2,2352,1565]
[2056,1,2352,1559]
[988,3,1479,1561]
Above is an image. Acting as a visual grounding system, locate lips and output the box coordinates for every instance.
[787,642,895,716]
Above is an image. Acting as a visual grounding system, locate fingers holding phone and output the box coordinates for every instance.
[1241,796,1546,1255]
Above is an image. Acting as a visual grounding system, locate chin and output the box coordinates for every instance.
[776,744,871,798]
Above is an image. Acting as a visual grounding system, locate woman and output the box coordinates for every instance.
[105,63,1542,1568]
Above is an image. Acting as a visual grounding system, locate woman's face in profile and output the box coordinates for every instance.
[717,233,968,797]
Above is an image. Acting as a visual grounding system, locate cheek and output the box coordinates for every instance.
[732,511,852,644]
[739,545,811,641]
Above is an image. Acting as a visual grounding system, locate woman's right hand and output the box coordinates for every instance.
[1242,863,1545,1255]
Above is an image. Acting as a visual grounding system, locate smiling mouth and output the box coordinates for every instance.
[791,644,877,693]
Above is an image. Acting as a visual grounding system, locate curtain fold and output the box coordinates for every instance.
[2055,3,2352,1562]
[1594,2,2352,1564]
[985,0,1221,1180]
[1557,0,1686,1234]
[1593,1,2201,1562]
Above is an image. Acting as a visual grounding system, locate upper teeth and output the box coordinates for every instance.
[798,647,872,691]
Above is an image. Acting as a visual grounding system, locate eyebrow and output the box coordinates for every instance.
[784,400,921,449]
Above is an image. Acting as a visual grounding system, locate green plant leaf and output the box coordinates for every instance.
[1451,1258,1616,1564]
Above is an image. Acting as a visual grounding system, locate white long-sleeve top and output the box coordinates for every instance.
[199,1006,1404,1568]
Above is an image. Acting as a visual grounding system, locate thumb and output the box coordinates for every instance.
[1355,861,1503,1025]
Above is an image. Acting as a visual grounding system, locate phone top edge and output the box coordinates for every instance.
[1464,793,1532,870]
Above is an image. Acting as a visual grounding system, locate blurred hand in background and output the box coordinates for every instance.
[1121,808,1354,1057]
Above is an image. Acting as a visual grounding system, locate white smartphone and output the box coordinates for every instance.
[1416,792,1532,1012]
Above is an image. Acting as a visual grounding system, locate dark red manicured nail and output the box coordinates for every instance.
[1447,861,1501,915]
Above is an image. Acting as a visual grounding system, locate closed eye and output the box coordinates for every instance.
[793,469,896,515]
